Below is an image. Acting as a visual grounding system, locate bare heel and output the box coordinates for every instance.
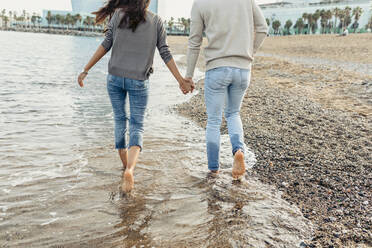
[122,170,134,193]
[232,150,245,180]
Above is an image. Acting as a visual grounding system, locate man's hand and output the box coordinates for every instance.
[184,77,195,93]
[179,77,195,94]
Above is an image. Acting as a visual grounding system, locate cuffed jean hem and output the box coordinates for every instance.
[115,137,128,150]
[208,165,220,171]
[115,144,129,150]
[232,147,244,156]
[129,134,143,152]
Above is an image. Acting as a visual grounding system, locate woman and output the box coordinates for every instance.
[77,0,193,193]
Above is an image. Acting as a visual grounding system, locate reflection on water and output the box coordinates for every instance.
[0,31,312,247]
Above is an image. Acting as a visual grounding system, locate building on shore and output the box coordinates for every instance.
[260,0,372,34]
[149,0,159,14]
[70,0,104,13]
[41,0,158,28]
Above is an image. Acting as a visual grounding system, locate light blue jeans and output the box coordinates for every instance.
[107,74,149,150]
[204,67,251,171]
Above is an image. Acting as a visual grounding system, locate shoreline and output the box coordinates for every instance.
[0,27,191,38]
[0,27,104,37]
[169,36,372,247]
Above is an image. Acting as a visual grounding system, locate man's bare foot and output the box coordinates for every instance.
[122,169,134,193]
[232,150,245,180]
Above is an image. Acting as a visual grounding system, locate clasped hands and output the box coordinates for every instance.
[179,77,195,95]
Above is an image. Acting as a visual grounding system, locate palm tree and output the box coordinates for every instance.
[26,13,30,28]
[333,7,340,33]
[266,18,270,27]
[179,17,190,34]
[302,12,312,34]
[167,17,175,32]
[37,16,42,29]
[366,16,372,32]
[21,10,27,28]
[294,18,305,34]
[320,9,327,34]
[2,15,9,28]
[31,13,37,27]
[312,10,321,33]
[338,9,346,29]
[325,10,333,33]
[54,14,62,28]
[284,19,293,35]
[46,11,53,28]
[351,7,363,33]
[343,6,352,28]
[272,20,281,35]
[91,18,97,32]
[75,14,82,29]
[8,11,12,26]
[84,16,94,31]
[66,13,73,30]
[13,12,17,27]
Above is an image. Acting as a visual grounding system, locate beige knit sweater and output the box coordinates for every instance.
[186,0,269,78]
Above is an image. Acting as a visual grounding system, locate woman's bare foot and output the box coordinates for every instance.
[207,170,219,178]
[232,150,245,180]
[122,169,134,193]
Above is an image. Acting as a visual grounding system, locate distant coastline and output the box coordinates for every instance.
[0,27,190,37]
[0,27,104,37]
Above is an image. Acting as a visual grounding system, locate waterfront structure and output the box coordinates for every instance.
[149,0,159,13]
[71,0,104,13]
[260,0,372,33]
[42,0,159,27]
[70,0,158,14]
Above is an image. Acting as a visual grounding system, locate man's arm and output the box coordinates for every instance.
[252,0,269,54]
[185,1,204,79]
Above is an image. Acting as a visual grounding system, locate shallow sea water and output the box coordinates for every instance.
[0,31,312,247]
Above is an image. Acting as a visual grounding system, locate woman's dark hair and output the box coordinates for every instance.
[93,0,151,32]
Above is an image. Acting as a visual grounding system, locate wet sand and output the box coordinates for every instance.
[171,34,372,247]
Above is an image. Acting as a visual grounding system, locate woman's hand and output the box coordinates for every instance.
[77,45,108,88]
[78,72,88,88]
[179,78,195,94]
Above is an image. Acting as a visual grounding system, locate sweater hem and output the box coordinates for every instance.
[108,68,149,81]
[206,58,253,72]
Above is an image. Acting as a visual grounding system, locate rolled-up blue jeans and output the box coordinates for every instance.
[107,74,149,150]
[204,67,251,171]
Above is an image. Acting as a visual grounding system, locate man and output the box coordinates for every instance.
[185,0,268,179]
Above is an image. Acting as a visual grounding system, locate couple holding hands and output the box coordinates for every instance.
[78,0,268,192]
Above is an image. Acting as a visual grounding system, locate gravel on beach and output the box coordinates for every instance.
[171,35,372,247]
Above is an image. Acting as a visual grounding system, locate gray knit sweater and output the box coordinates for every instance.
[101,10,173,80]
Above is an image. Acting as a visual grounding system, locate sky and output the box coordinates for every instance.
[0,0,275,19]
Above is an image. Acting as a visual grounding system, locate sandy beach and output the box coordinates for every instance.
[170,34,372,247]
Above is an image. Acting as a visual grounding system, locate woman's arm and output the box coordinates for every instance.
[166,58,194,94]
[156,17,194,94]
[77,45,108,87]
[78,12,116,88]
